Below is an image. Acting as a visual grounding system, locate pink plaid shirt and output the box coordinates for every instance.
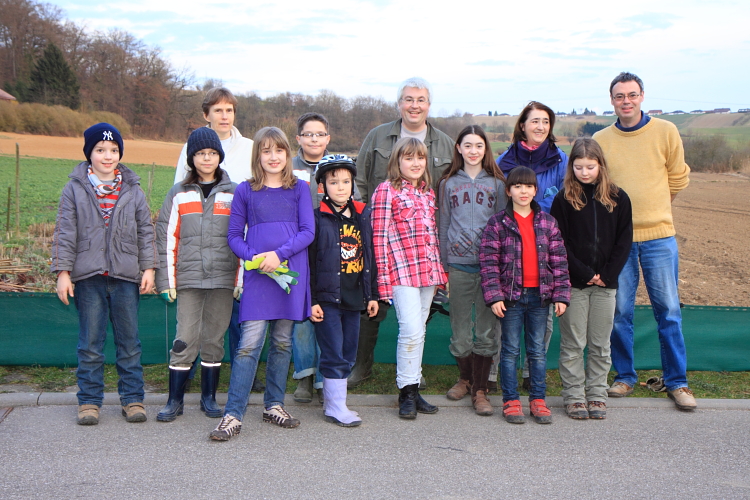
[371,180,446,300]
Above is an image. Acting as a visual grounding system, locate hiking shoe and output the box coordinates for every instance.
[294,375,313,403]
[587,401,607,419]
[472,390,493,416]
[121,402,147,423]
[668,387,697,411]
[446,379,471,400]
[502,400,525,424]
[77,404,100,425]
[529,399,552,424]
[565,402,589,420]
[210,415,242,441]
[263,405,300,428]
[607,381,633,398]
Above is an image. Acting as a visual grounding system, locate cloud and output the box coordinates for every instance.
[469,60,515,66]
[622,12,680,35]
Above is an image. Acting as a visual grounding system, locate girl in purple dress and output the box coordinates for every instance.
[210,127,315,441]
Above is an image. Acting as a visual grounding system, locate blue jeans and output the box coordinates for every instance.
[228,300,241,365]
[612,237,688,391]
[224,320,294,420]
[314,305,360,379]
[292,319,323,388]
[74,275,144,407]
[499,288,548,402]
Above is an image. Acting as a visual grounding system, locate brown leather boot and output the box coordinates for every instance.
[446,355,473,400]
[471,353,494,416]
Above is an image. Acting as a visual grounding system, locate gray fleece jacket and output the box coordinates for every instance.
[438,169,506,266]
[51,162,158,283]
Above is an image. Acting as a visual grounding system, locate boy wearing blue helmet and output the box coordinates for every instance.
[308,155,379,426]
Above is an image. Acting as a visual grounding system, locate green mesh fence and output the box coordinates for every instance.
[1,293,748,371]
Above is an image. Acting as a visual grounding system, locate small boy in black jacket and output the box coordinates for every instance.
[309,155,378,427]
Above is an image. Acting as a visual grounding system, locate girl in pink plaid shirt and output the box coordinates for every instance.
[371,137,446,420]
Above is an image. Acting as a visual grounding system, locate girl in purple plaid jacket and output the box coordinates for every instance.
[479,166,570,425]
[371,137,446,420]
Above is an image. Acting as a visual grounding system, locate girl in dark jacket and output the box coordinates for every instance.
[550,138,633,420]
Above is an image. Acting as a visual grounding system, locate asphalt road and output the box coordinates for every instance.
[1,394,748,499]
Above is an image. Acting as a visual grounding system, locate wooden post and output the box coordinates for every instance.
[5,187,10,235]
[147,162,155,207]
[15,143,20,234]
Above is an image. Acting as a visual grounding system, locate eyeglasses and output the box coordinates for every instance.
[193,151,220,158]
[401,97,429,106]
[612,92,641,102]
[299,132,329,138]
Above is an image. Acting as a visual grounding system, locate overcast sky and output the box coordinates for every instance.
[54,0,750,116]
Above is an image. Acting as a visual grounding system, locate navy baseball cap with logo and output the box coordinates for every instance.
[83,123,124,161]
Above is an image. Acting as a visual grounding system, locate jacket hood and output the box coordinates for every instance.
[497,140,563,176]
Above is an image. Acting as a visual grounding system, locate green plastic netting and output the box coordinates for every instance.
[1,293,747,371]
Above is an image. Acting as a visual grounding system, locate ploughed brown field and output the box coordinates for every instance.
[2,132,748,307]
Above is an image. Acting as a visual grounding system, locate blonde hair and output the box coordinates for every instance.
[249,127,297,191]
[564,138,619,212]
[387,137,431,193]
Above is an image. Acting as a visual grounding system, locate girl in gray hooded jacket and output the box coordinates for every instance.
[438,125,506,416]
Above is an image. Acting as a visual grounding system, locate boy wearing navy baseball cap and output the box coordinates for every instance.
[52,123,158,426]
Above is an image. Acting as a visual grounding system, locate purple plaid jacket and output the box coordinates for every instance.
[479,201,570,306]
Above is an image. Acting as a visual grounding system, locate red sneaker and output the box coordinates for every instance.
[502,400,525,424]
[529,399,552,424]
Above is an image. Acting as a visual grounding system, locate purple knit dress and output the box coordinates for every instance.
[227,180,314,322]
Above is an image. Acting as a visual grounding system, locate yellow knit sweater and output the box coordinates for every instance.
[593,118,690,242]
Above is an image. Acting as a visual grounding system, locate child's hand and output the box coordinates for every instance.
[56,271,74,305]
[233,286,243,301]
[491,301,506,318]
[310,304,324,322]
[587,274,606,287]
[140,269,155,294]
[254,251,281,273]
[367,300,379,317]
[555,302,567,316]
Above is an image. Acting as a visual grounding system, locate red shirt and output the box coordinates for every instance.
[516,210,539,287]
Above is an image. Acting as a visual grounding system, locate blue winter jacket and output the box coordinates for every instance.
[495,141,567,213]
[309,200,378,308]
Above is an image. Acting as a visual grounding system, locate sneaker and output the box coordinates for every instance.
[121,402,147,423]
[587,401,607,419]
[565,402,589,420]
[529,399,552,424]
[668,387,697,411]
[210,415,242,441]
[607,381,633,398]
[77,404,99,425]
[502,400,525,424]
[263,405,300,428]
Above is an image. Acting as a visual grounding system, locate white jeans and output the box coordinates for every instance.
[392,285,435,389]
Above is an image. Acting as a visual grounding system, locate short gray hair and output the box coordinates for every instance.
[397,77,432,103]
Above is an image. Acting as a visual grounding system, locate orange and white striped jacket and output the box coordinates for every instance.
[155,171,241,291]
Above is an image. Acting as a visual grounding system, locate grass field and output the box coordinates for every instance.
[0,155,176,230]
[1,363,748,399]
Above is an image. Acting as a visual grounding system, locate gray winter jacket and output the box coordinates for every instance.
[439,169,506,266]
[51,162,158,283]
[155,170,239,291]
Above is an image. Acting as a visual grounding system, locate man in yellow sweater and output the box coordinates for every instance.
[593,72,696,411]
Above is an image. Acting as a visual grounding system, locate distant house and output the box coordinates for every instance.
[690,110,704,114]
[647,110,663,115]
[714,108,731,114]
[499,113,510,116]
[556,111,568,116]
[0,88,18,104]
[670,110,685,115]
[739,108,750,113]
[602,111,614,116]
